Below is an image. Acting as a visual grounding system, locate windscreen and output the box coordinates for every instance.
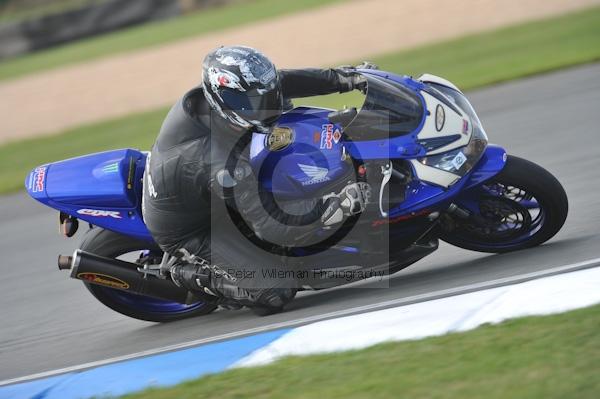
[425,82,486,137]
[343,74,424,141]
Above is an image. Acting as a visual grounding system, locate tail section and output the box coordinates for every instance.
[25,149,153,241]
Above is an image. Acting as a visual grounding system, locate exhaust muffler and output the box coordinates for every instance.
[58,250,198,304]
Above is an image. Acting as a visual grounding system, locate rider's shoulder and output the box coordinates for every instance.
[155,87,210,151]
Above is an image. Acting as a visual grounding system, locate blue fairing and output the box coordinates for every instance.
[248,71,428,198]
[386,144,507,217]
[25,149,153,242]
[250,107,351,198]
[462,144,507,189]
[344,69,428,160]
[24,140,505,246]
[24,69,518,318]
[25,71,508,263]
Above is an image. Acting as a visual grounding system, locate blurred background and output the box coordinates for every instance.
[0,0,232,59]
[0,0,598,195]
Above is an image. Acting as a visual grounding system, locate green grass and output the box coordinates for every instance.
[0,0,345,81]
[300,5,600,110]
[2,6,600,194]
[0,0,105,24]
[375,5,600,89]
[0,108,166,193]
[123,304,600,399]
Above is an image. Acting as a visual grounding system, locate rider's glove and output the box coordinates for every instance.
[321,196,344,226]
[337,61,379,73]
[339,182,371,214]
[342,74,367,93]
[335,69,368,94]
[321,182,371,226]
[355,61,379,70]
[336,62,377,93]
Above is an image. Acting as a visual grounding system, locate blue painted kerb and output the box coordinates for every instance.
[1,329,290,399]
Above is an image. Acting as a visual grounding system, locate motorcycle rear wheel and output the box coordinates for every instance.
[441,155,568,253]
[80,228,217,322]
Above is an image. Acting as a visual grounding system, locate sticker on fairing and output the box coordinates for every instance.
[266,126,294,151]
[298,164,331,186]
[77,209,122,219]
[31,166,47,193]
[451,152,468,171]
[462,119,469,135]
[101,162,119,174]
[435,104,446,132]
[320,124,335,149]
[77,273,129,289]
[332,129,342,143]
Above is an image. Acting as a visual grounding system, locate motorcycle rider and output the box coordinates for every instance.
[142,45,371,314]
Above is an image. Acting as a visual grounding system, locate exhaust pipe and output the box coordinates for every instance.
[58,250,198,304]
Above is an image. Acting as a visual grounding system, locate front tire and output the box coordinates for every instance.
[80,228,217,322]
[441,155,568,253]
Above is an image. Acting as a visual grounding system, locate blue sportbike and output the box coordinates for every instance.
[26,69,568,322]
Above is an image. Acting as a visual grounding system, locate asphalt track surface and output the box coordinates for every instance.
[1,63,599,381]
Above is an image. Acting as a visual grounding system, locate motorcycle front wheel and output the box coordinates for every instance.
[441,155,568,253]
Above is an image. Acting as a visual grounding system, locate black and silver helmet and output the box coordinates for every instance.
[202,45,283,132]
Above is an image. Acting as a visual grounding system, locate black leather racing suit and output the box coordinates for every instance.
[142,68,355,307]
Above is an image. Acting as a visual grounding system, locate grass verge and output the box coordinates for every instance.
[1,6,599,194]
[0,0,103,24]
[123,304,600,399]
[300,5,600,109]
[0,0,345,81]
[0,108,165,193]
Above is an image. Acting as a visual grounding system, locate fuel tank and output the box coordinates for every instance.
[250,107,351,198]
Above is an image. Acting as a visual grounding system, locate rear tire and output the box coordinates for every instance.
[441,155,568,253]
[80,228,217,322]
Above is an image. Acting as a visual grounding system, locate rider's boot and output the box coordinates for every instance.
[169,262,295,315]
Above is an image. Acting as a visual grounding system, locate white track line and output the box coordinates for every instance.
[2,256,599,387]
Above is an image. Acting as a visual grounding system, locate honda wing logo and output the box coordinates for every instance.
[298,163,331,186]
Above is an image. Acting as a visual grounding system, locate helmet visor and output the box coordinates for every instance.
[220,86,283,125]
